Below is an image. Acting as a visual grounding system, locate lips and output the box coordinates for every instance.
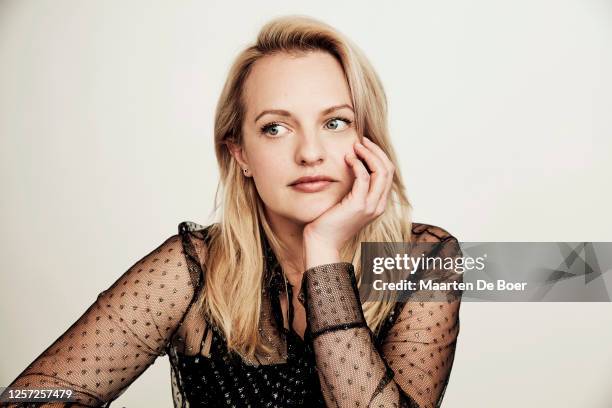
[290,180,334,193]
[288,175,335,186]
[288,175,337,193]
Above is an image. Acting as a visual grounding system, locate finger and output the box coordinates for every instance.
[373,165,395,215]
[360,137,396,215]
[345,153,370,202]
[375,181,392,215]
[354,142,388,212]
[354,141,386,192]
[362,136,395,175]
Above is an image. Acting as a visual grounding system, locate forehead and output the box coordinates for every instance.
[242,51,352,117]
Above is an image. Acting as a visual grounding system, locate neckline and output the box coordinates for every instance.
[259,227,307,347]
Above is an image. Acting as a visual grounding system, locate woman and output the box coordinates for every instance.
[3,15,463,408]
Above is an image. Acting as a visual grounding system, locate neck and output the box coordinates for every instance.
[263,209,306,286]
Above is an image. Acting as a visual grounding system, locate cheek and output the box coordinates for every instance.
[254,163,285,188]
[331,143,358,180]
[246,142,281,177]
[249,155,290,197]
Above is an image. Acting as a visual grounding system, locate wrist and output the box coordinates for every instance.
[303,240,340,270]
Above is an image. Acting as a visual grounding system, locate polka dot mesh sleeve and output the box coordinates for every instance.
[1,233,198,407]
[299,234,463,408]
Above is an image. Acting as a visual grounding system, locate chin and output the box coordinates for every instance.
[288,196,338,224]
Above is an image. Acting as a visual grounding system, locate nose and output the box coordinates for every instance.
[294,130,326,166]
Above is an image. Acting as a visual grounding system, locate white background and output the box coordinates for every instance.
[1,0,611,406]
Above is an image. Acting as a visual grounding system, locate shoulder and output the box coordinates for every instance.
[99,230,200,307]
[176,220,220,268]
[178,220,219,238]
[410,222,462,258]
[410,222,459,244]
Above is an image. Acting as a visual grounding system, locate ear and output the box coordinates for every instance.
[226,141,249,170]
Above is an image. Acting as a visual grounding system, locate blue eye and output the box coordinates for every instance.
[260,123,289,137]
[325,117,353,131]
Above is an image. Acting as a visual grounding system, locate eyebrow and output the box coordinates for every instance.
[254,104,354,123]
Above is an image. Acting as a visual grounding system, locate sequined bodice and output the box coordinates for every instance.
[167,221,327,407]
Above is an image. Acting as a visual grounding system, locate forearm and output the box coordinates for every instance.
[299,262,420,407]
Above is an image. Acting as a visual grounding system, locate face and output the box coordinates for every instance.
[229,51,360,226]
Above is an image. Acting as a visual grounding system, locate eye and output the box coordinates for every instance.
[325,117,353,131]
[259,122,290,137]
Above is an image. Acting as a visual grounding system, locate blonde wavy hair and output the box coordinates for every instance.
[198,15,414,362]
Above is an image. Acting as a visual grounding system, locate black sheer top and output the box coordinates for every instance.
[2,221,463,408]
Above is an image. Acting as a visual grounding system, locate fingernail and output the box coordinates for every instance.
[363,136,371,143]
[356,142,365,149]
